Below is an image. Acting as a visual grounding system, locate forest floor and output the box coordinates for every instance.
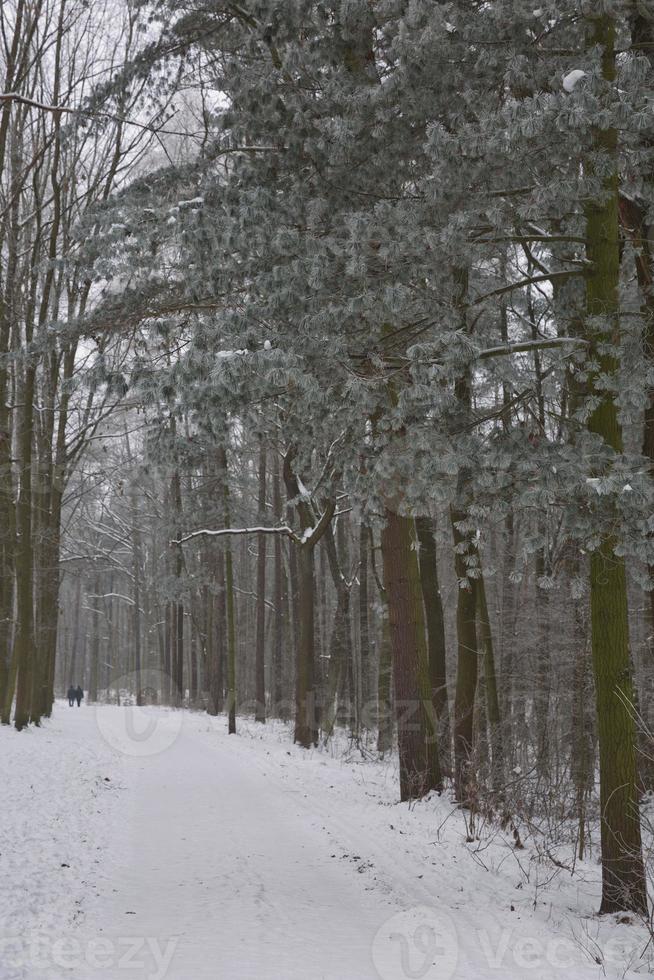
[1,704,653,980]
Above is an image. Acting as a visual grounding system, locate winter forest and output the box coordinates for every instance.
[3,1,654,978]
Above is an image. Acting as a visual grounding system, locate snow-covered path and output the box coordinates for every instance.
[81,708,398,980]
[2,703,652,980]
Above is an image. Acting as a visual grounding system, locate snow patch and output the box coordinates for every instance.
[562,69,587,93]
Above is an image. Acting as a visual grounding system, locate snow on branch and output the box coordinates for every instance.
[176,526,302,546]
[176,502,336,550]
[477,337,589,360]
[86,592,135,604]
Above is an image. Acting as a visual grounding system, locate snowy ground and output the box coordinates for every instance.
[1,703,653,980]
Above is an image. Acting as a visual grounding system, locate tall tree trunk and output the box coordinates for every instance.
[376,599,394,755]
[451,504,479,808]
[13,361,36,730]
[163,600,173,705]
[369,527,394,753]
[67,577,83,687]
[221,450,237,735]
[625,8,654,670]
[171,464,184,706]
[381,509,441,801]
[476,573,504,793]
[336,515,356,734]
[294,543,316,747]
[206,548,226,716]
[499,510,517,766]
[216,551,227,713]
[322,522,354,738]
[322,585,351,739]
[571,579,594,862]
[131,498,143,706]
[272,445,284,712]
[415,515,451,773]
[282,450,333,747]
[533,549,551,778]
[124,426,144,706]
[89,573,100,703]
[0,397,14,722]
[358,521,372,720]
[175,601,184,704]
[583,11,646,915]
[190,607,199,703]
[255,439,266,722]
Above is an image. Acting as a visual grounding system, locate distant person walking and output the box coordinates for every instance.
[75,685,83,707]
[67,685,75,707]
